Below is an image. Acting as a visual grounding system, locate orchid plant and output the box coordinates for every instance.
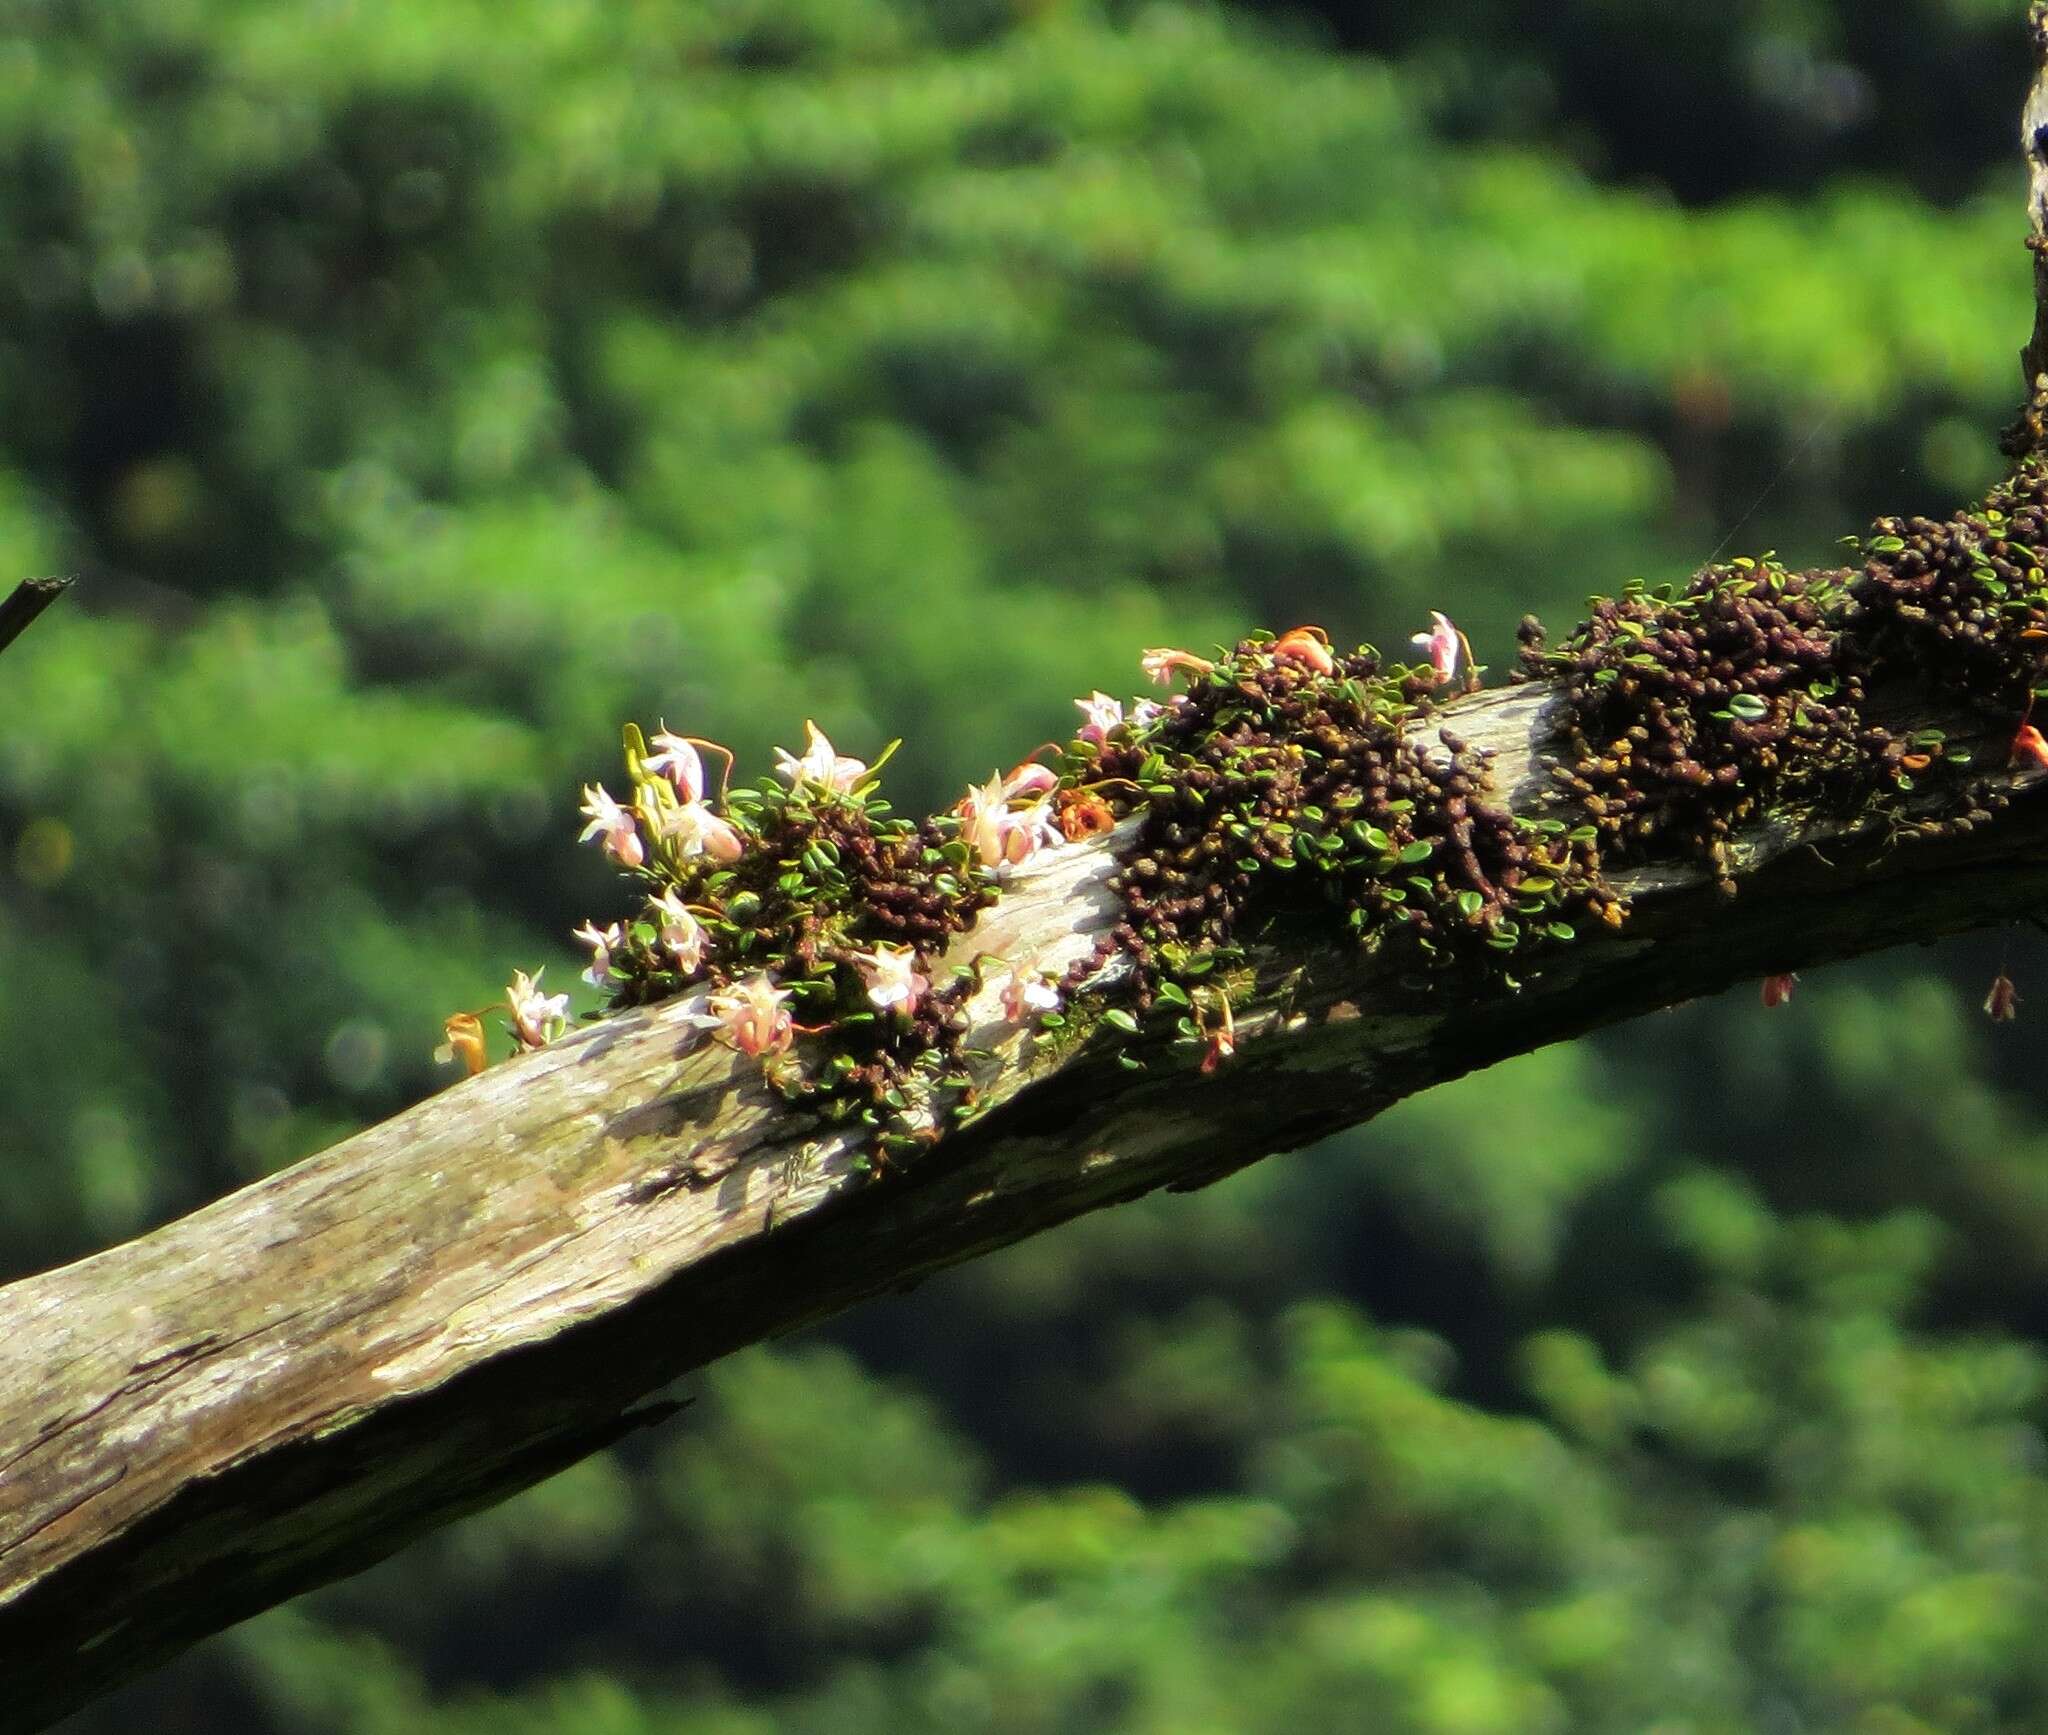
[449,620,1512,1120]
[442,460,2048,1152]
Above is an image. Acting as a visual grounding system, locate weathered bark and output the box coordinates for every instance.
[2,671,2046,1732]
[9,16,2048,1729]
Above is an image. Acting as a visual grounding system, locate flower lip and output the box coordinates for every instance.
[1074,691,1125,744]
[573,920,623,988]
[1139,646,1216,686]
[643,730,707,804]
[1002,760,1059,799]
[958,771,1060,871]
[578,784,646,868]
[692,973,794,1058]
[506,967,570,1049]
[660,799,746,863]
[997,959,1062,1023]
[648,890,706,974]
[775,720,867,793]
[854,942,928,1013]
[1411,611,1461,684]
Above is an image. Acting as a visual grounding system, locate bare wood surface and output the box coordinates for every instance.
[3,669,2046,1731]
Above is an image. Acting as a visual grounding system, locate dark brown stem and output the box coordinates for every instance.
[2005,2,2048,456]
[0,577,73,664]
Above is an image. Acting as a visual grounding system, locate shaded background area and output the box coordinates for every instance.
[7,0,2048,1728]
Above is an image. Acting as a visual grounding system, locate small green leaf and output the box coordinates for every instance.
[1101,1008,1141,1034]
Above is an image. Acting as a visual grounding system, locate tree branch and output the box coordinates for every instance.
[0,578,72,665]
[2006,1,2048,455]
[11,16,2048,1726]
[3,661,2047,1730]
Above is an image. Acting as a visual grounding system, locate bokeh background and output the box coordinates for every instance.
[10,0,2048,1729]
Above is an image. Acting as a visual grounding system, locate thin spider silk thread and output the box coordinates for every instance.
[1702,409,1838,569]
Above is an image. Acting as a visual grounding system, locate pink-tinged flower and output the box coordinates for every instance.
[1411,611,1460,684]
[643,730,707,804]
[648,890,705,974]
[1199,995,1237,1074]
[579,784,645,868]
[1760,972,1798,1009]
[1002,760,1060,800]
[506,968,569,1050]
[659,799,746,863]
[696,973,793,1059]
[1272,625,1336,675]
[1074,691,1125,744]
[959,772,1060,871]
[854,943,928,1013]
[573,921,623,989]
[997,960,1062,1023]
[1130,699,1165,728]
[1985,973,2021,1021]
[1140,646,1216,686]
[775,720,867,793]
[2012,724,2048,771]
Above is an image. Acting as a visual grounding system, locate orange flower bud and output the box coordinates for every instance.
[1272,626,1336,675]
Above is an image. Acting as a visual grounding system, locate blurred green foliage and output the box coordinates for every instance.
[7,0,2047,1729]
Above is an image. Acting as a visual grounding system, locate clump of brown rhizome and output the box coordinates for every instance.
[554,461,2048,1160]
